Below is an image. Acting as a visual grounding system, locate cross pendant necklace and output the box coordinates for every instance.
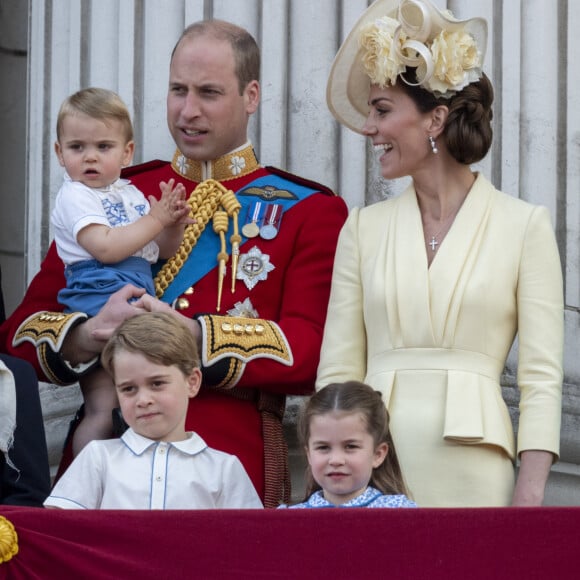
[423,191,469,253]
[427,214,455,252]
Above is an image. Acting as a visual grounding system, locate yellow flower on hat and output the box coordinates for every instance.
[360,17,407,88]
[425,29,481,95]
[326,0,488,133]
[356,4,484,99]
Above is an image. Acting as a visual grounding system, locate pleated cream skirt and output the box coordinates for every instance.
[387,370,515,507]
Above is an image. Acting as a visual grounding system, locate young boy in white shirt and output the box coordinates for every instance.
[44,312,262,509]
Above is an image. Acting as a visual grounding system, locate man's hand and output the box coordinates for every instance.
[61,285,147,365]
[136,293,202,351]
[89,285,148,342]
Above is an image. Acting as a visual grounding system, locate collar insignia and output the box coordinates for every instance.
[171,143,260,182]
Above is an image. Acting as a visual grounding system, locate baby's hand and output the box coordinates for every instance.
[148,179,193,226]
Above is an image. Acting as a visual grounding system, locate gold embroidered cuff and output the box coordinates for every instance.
[13,311,98,385]
[196,314,293,389]
[201,357,245,390]
[198,315,293,366]
[13,311,88,352]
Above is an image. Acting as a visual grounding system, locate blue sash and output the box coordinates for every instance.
[156,174,319,304]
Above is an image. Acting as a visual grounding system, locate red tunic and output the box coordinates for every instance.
[0,147,348,507]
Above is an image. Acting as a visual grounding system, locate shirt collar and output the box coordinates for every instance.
[121,427,208,456]
[170,142,260,182]
[306,486,382,507]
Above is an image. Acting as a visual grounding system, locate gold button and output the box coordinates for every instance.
[176,297,190,310]
[221,322,233,333]
[233,324,244,335]
[245,325,254,334]
[184,286,195,295]
[255,324,265,335]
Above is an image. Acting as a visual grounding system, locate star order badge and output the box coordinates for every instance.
[227,297,260,318]
[236,246,275,290]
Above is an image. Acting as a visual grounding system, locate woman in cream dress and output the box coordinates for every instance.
[317,0,563,507]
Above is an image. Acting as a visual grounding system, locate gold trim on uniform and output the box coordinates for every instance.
[13,311,89,352]
[198,315,293,367]
[37,343,67,386]
[171,143,259,183]
[214,358,245,390]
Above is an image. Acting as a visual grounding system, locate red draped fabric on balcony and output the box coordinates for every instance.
[1,506,578,579]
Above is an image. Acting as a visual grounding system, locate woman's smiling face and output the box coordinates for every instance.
[362,83,434,180]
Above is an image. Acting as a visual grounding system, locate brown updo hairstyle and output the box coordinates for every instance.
[297,381,411,501]
[400,70,494,165]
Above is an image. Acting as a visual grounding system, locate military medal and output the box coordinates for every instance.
[259,204,283,240]
[242,201,262,238]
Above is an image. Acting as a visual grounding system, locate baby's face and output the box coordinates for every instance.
[55,113,134,189]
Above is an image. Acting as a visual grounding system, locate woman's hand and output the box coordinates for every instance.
[511,450,554,506]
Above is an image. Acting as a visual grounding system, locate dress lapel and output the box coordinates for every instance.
[428,173,494,345]
[388,185,434,346]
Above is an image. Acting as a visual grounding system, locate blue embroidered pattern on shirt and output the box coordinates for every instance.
[102,199,130,226]
[134,203,147,216]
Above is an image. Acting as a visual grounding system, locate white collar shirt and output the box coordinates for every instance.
[44,428,263,510]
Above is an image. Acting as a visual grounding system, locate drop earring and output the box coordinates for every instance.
[428,135,438,154]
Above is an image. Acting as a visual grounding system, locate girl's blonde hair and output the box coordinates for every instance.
[101,312,200,378]
[298,381,411,499]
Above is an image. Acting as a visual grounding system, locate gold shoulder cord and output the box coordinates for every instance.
[154,179,241,310]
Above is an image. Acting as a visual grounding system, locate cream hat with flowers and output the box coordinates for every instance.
[326,0,487,134]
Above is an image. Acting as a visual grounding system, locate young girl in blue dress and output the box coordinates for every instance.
[282,381,416,508]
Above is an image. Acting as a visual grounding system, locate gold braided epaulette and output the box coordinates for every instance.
[197,315,293,367]
[13,311,88,352]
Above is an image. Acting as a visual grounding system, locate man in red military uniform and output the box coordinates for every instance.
[0,20,347,507]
